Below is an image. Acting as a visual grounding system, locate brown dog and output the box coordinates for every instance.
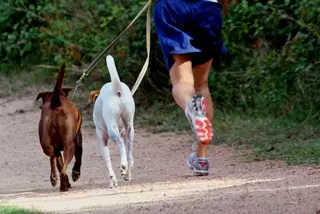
[36,63,83,192]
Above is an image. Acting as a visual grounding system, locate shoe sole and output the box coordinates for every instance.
[187,159,209,176]
[187,95,214,144]
[193,117,213,144]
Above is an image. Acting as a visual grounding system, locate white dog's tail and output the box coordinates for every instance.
[106,55,122,97]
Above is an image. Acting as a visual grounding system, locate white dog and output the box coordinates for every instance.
[89,55,135,188]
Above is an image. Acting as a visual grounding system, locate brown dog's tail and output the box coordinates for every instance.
[51,63,66,109]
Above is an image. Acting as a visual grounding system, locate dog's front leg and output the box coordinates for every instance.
[124,121,134,181]
[50,156,58,187]
[109,130,128,178]
[96,128,118,188]
[116,137,128,177]
[60,141,74,191]
[101,145,118,188]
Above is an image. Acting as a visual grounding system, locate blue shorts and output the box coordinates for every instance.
[153,0,227,71]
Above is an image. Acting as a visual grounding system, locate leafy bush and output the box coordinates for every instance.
[1,0,43,63]
[212,0,320,121]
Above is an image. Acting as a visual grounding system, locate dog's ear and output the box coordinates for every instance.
[36,92,52,103]
[88,90,100,104]
[61,87,73,97]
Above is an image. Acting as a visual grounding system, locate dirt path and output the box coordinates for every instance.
[0,97,319,214]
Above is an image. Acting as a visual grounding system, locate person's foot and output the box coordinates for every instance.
[187,152,209,176]
[185,94,213,144]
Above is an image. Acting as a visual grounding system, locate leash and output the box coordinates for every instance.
[71,0,152,100]
[131,1,151,96]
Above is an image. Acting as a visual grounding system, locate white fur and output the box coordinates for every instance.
[92,55,135,188]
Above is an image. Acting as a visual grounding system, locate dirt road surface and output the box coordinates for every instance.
[0,97,319,214]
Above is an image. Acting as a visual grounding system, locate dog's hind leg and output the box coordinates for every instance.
[123,119,134,181]
[49,148,64,187]
[40,137,58,187]
[96,128,118,188]
[102,103,128,181]
[72,130,82,182]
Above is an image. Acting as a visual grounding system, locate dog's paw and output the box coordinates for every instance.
[60,186,69,192]
[109,176,118,189]
[60,174,71,192]
[120,165,128,176]
[123,173,131,182]
[109,183,118,189]
[50,175,57,187]
[72,169,81,182]
[66,176,71,189]
[60,181,70,192]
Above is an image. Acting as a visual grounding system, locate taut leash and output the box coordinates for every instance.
[71,0,152,100]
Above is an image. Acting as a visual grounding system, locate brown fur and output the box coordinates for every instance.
[88,90,100,104]
[36,63,83,192]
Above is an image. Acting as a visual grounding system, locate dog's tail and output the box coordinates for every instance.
[51,63,66,109]
[106,55,122,97]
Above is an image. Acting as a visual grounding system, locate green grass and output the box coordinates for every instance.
[213,113,320,165]
[135,103,320,165]
[0,205,42,214]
